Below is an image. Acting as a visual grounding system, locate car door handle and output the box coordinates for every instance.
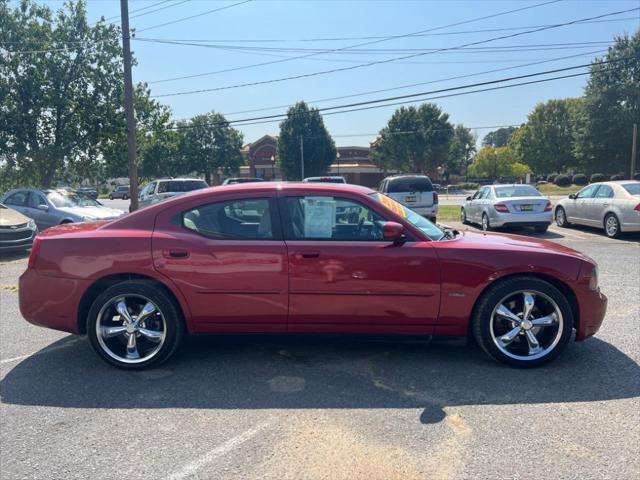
[295,251,320,259]
[164,249,189,259]
[603,203,609,207]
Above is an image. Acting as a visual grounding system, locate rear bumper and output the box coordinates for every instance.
[410,205,438,218]
[575,287,608,341]
[19,269,88,334]
[620,221,640,232]
[488,211,553,227]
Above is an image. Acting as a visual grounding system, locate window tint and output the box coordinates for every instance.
[182,198,274,240]
[284,196,385,241]
[27,192,46,208]
[158,180,207,194]
[594,185,614,198]
[495,185,541,198]
[576,185,599,199]
[387,177,433,193]
[5,191,29,206]
[622,183,640,195]
[478,187,490,199]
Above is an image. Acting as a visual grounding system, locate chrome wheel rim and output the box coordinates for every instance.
[460,209,466,222]
[556,209,565,226]
[490,290,563,361]
[482,215,488,231]
[605,216,618,236]
[96,295,167,364]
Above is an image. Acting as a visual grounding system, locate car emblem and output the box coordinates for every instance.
[10,225,18,229]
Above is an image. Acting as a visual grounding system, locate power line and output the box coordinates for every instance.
[165,58,630,130]
[103,0,179,22]
[151,7,638,96]
[148,0,563,84]
[221,49,607,117]
[136,0,253,33]
[130,0,191,20]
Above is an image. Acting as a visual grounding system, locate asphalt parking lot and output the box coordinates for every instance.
[1,223,639,479]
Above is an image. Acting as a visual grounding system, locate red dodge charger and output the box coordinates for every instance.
[19,183,607,369]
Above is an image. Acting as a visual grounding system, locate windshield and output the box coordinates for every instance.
[158,180,208,193]
[369,193,444,240]
[623,183,640,195]
[47,191,100,208]
[387,177,433,193]
[494,185,542,198]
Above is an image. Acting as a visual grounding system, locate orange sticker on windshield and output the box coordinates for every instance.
[379,194,407,218]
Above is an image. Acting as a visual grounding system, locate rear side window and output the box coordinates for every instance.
[5,191,29,206]
[595,185,614,198]
[158,180,208,193]
[387,177,433,193]
[182,198,276,240]
[622,183,640,195]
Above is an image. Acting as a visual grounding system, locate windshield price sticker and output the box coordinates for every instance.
[303,197,336,238]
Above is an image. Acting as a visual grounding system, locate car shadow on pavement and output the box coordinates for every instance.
[2,334,639,425]
[0,250,30,262]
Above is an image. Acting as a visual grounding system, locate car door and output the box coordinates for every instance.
[591,185,613,226]
[3,191,31,218]
[280,191,440,334]
[468,189,484,222]
[152,192,288,333]
[568,184,599,225]
[25,191,57,230]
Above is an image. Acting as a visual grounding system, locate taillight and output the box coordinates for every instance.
[433,192,439,204]
[544,201,552,212]
[634,203,640,212]
[494,203,509,213]
[28,236,41,269]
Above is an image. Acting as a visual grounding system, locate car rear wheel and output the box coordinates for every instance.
[472,276,573,368]
[123,194,128,200]
[604,213,621,239]
[108,195,114,200]
[481,213,491,231]
[555,207,570,228]
[87,281,184,369]
[460,208,468,224]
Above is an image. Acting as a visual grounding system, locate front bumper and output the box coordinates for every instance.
[488,211,553,228]
[575,288,608,341]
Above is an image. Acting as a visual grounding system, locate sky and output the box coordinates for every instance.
[23,0,640,146]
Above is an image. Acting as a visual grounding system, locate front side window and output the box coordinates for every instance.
[27,192,47,208]
[576,185,599,199]
[182,198,274,240]
[284,196,385,241]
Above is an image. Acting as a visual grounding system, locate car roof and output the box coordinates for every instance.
[385,174,430,180]
[210,181,374,194]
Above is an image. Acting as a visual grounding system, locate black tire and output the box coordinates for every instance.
[481,213,491,231]
[604,213,621,239]
[87,280,184,370]
[109,195,114,200]
[460,208,468,224]
[534,224,549,233]
[555,207,570,228]
[472,276,574,368]
[123,194,128,200]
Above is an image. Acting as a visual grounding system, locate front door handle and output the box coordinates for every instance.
[164,249,189,259]
[295,251,320,259]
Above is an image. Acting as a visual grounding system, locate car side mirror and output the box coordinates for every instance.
[383,221,404,242]
[37,204,48,211]
[466,196,472,201]
[568,194,576,200]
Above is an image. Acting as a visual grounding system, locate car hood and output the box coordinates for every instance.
[58,206,125,219]
[0,206,30,226]
[455,230,593,263]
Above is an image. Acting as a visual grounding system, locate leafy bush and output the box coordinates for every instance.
[554,174,571,187]
[590,173,607,183]
[547,174,557,183]
[572,174,588,185]
[448,182,480,190]
[610,174,625,181]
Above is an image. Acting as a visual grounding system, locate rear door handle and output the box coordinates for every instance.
[295,251,320,259]
[165,249,189,259]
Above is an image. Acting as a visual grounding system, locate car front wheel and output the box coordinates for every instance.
[481,213,491,231]
[472,276,573,368]
[460,208,468,224]
[87,281,184,369]
[109,195,114,200]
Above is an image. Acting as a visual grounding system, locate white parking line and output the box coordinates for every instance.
[0,337,82,365]
[548,227,591,239]
[166,419,275,480]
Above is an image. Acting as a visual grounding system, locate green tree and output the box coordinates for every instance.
[469,146,530,179]
[482,127,517,147]
[448,124,477,178]
[509,98,583,174]
[575,32,640,175]
[0,0,123,188]
[277,101,336,180]
[371,103,454,174]
[181,111,244,185]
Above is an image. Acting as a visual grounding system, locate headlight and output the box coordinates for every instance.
[27,219,36,229]
[589,266,599,291]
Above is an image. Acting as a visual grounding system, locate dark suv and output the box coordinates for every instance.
[109,185,130,200]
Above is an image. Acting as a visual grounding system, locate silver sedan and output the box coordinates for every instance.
[554,181,640,238]
[461,184,552,233]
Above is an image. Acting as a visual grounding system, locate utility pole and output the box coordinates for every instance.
[120,0,139,211]
[631,123,637,180]
[299,135,304,180]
